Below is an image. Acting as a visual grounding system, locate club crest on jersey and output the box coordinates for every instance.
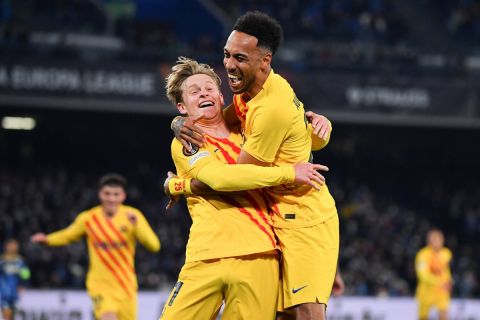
[182,143,199,156]
[120,225,128,233]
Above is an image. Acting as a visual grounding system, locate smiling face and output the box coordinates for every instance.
[223,31,271,96]
[98,185,126,215]
[176,73,224,121]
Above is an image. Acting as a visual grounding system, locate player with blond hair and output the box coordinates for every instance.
[161,56,328,320]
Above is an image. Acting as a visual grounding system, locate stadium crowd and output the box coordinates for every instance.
[0,128,478,298]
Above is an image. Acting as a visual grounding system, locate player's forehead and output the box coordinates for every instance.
[183,73,217,89]
[100,185,125,193]
[428,230,443,240]
[224,30,258,54]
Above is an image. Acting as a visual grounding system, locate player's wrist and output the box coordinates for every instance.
[168,178,192,195]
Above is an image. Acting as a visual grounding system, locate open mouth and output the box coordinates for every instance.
[199,101,214,108]
[228,73,242,86]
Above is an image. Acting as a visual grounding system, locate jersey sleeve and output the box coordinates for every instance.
[19,259,30,285]
[46,212,87,246]
[242,105,290,163]
[171,139,295,192]
[132,210,160,252]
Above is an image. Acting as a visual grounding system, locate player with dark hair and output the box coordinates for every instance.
[415,229,453,320]
[0,239,30,320]
[171,11,341,320]
[31,173,160,320]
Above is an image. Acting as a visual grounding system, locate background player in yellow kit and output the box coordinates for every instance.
[161,57,328,320]
[31,173,160,320]
[172,11,340,320]
[415,229,453,320]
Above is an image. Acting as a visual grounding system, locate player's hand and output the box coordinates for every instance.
[30,233,48,244]
[332,272,345,297]
[163,171,181,210]
[171,115,206,152]
[127,212,137,225]
[293,162,328,190]
[305,111,331,141]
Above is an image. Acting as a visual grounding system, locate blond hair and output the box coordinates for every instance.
[165,57,221,105]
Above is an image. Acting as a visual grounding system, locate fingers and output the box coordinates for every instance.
[311,164,329,172]
[305,111,314,122]
[190,113,206,124]
[179,131,205,149]
[310,172,325,186]
[166,199,174,211]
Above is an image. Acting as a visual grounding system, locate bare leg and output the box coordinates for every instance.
[291,303,326,320]
[276,311,295,320]
[99,312,118,320]
[439,309,448,320]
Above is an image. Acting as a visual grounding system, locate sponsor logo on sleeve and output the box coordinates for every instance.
[188,151,210,167]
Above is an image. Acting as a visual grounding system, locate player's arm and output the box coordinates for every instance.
[31,213,86,246]
[129,211,160,252]
[415,252,442,286]
[306,111,332,151]
[18,260,30,288]
[171,146,327,192]
[237,105,289,166]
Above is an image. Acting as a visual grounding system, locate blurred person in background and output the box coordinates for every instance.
[0,239,30,320]
[30,173,160,320]
[415,229,453,320]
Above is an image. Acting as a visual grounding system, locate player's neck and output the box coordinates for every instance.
[197,118,230,138]
[246,66,271,99]
[102,207,118,219]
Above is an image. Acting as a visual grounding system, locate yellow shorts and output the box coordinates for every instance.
[417,292,450,318]
[275,214,339,310]
[161,251,279,320]
[89,291,137,320]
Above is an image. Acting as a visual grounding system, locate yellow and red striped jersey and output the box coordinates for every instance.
[415,246,452,296]
[171,132,283,262]
[46,205,160,299]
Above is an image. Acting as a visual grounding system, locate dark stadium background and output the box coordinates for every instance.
[1,0,480,315]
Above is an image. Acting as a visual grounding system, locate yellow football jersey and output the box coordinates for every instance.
[171,132,293,262]
[415,246,452,297]
[46,205,160,299]
[233,70,337,228]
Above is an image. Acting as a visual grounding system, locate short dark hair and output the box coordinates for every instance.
[233,11,283,55]
[98,173,127,190]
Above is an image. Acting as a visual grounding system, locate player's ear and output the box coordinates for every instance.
[219,92,224,107]
[262,52,272,68]
[176,102,187,114]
